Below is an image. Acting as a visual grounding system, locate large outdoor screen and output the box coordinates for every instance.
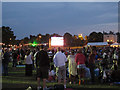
[51,37,64,46]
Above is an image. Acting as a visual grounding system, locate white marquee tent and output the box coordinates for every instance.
[87,42,108,46]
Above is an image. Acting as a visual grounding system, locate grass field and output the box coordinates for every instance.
[2,62,120,90]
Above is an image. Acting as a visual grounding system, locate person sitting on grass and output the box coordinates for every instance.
[48,65,56,82]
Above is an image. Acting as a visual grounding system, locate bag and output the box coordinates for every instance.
[54,84,64,90]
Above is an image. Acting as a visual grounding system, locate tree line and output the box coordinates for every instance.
[2,26,120,47]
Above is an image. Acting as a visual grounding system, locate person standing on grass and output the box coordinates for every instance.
[53,47,67,88]
[88,48,96,84]
[67,50,77,84]
[36,45,50,90]
[25,50,33,76]
[12,50,18,68]
[3,48,10,76]
[75,48,86,85]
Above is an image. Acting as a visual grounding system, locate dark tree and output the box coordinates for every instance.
[109,31,114,34]
[51,33,62,37]
[103,31,108,34]
[116,32,120,43]
[63,32,73,47]
[97,32,103,42]
[2,26,16,45]
[23,37,29,44]
[29,35,37,43]
[45,34,50,43]
[88,32,103,42]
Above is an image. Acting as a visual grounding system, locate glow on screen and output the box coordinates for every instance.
[51,37,64,46]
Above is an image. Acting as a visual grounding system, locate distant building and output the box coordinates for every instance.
[103,34,117,43]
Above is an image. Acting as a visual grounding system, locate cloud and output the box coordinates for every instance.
[2,2,118,39]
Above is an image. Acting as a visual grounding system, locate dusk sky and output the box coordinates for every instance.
[2,2,118,40]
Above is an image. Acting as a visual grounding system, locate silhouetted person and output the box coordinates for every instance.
[36,45,50,90]
[89,48,96,83]
[3,49,10,76]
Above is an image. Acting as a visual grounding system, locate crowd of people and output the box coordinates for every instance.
[1,45,120,90]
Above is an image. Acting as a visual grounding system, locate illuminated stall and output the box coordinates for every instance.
[110,43,120,47]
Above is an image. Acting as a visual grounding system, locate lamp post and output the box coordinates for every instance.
[39,35,41,39]
[9,38,12,46]
[10,38,12,40]
[38,35,42,45]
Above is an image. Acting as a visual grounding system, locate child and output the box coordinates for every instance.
[48,65,55,82]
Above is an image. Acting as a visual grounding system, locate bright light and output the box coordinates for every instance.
[39,36,42,38]
[31,41,38,47]
[107,40,109,42]
[78,34,82,38]
[51,37,64,46]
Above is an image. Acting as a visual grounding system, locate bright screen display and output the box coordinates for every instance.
[51,37,64,46]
